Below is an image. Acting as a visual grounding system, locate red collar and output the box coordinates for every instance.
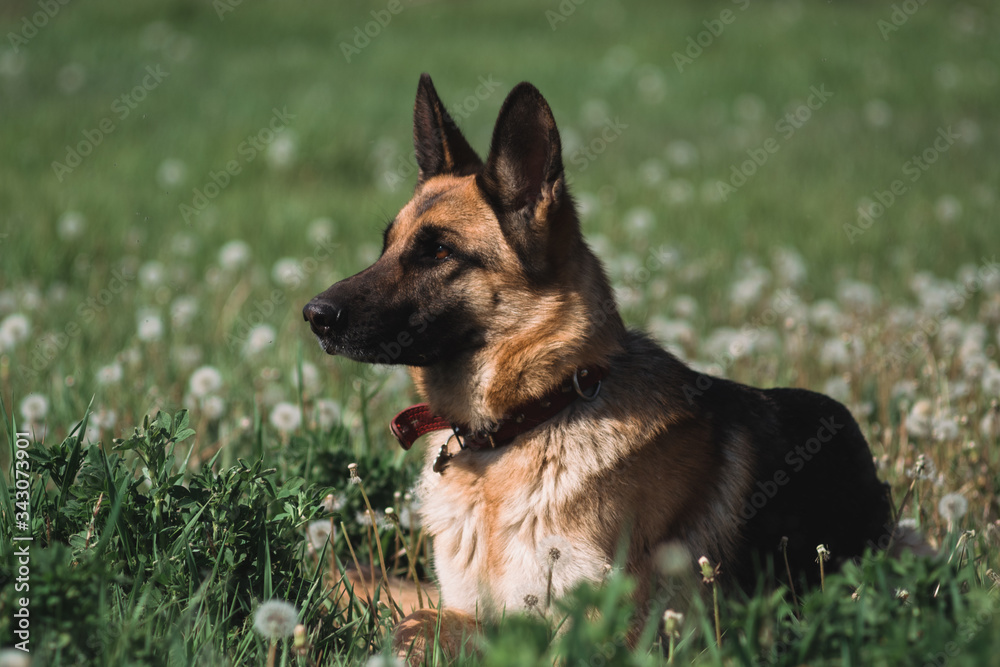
[390,367,606,452]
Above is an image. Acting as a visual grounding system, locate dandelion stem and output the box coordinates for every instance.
[711,581,721,645]
[340,520,371,612]
[353,467,400,623]
[389,515,425,609]
[780,536,799,609]
[816,544,830,593]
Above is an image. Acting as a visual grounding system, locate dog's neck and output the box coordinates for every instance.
[410,272,626,431]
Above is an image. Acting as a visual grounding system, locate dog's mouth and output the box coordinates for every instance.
[303,295,485,367]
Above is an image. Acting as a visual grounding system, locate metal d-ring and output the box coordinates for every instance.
[572,369,602,401]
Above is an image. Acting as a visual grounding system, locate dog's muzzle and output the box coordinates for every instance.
[302,299,346,338]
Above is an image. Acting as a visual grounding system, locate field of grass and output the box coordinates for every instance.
[2,0,1000,664]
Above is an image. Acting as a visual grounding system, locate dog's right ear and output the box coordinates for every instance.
[413,73,482,185]
[479,82,564,218]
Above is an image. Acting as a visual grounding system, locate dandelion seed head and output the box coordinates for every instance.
[307,520,333,550]
[19,393,49,422]
[307,217,335,245]
[269,402,301,434]
[218,240,251,271]
[243,324,276,357]
[253,600,299,640]
[932,415,960,442]
[170,295,199,328]
[96,362,124,385]
[156,158,187,188]
[267,132,298,170]
[905,400,934,439]
[139,261,166,289]
[292,362,321,394]
[136,311,164,342]
[201,395,225,421]
[939,492,968,523]
[663,609,684,637]
[272,258,304,288]
[188,365,223,398]
[57,210,85,240]
[0,313,31,350]
[536,535,574,573]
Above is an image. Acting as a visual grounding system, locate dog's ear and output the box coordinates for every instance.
[479,82,564,216]
[413,73,482,184]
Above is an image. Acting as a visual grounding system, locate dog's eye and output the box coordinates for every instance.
[433,245,452,261]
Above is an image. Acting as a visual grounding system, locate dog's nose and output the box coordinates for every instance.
[303,300,346,336]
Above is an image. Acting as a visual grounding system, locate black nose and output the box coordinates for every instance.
[303,300,346,336]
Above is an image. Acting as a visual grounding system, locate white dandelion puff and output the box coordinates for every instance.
[272,258,304,288]
[267,131,298,170]
[92,407,117,431]
[292,362,321,394]
[138,261,166,289]
[981,365,1000,397]
[307,520,334,551]
[136,311,164,342]
[170,295,199,328]
[307,217,335,245]
[57,210,85,240]
[934,195,963,224]
[0,313,31,350]
[905,400,934,439]
[938,493,968,525]
[19,393,49,422]
[96,362,123,385]
[188,366,223,398]
[253,600,299,640]
[243,324,276,357]
[269,402,301,434]
[201,395,225,421]
[156,158,187,188]
[932,414,960,442]
[314,399,342,430]
[218,240,251,271]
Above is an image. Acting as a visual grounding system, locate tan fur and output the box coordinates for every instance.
[306,77,889,664]
[381,173,756,638]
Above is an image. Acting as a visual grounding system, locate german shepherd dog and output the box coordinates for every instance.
[304,74,891,656]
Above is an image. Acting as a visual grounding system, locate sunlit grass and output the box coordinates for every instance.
[1,0,999,664]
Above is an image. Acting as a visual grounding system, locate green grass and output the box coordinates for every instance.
[2,0,1000,664]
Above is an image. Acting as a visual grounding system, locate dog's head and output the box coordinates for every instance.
[304,74,614,371]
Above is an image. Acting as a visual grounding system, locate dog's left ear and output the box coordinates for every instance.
[480,82,564,218]
[413,73,482,184]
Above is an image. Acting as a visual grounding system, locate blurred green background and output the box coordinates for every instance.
[1,0,997,432]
